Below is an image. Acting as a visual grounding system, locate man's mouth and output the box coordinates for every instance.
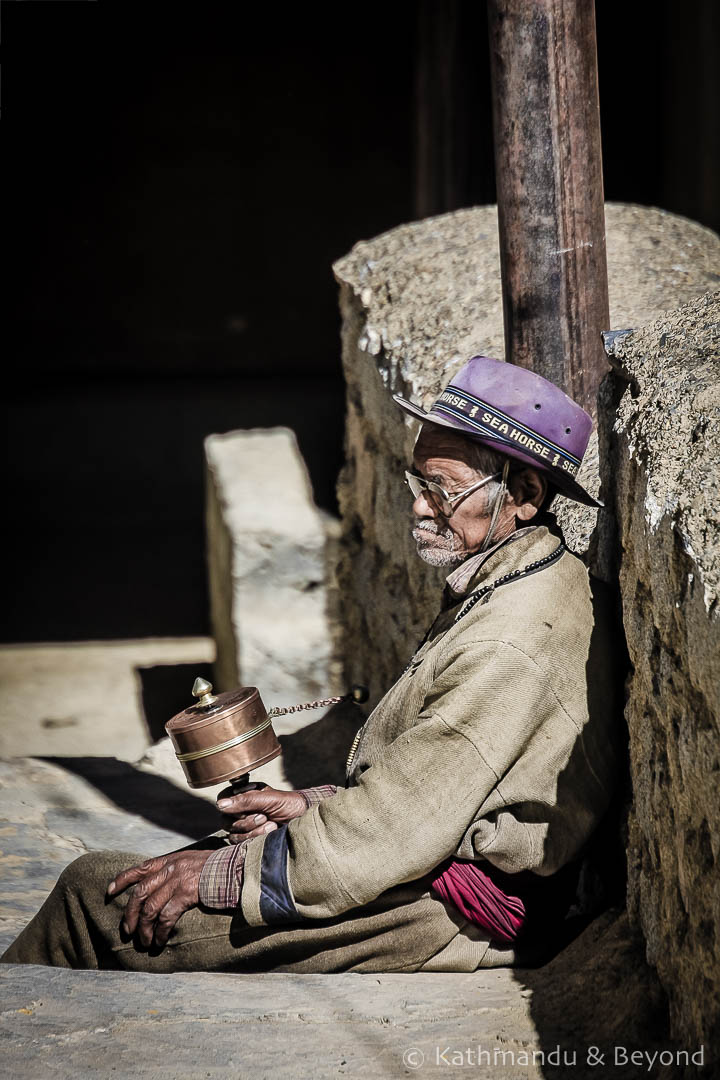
[412,522,456,548]
[412,520,468,568]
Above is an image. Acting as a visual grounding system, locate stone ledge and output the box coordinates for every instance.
[205,427,343,707]
[0,910,677,1080]
[0,966,536,1079]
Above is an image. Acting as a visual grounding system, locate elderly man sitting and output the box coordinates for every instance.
[3,356,621,973]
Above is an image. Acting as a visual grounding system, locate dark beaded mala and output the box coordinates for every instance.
[454,541,566,622]
[403,542,566,673]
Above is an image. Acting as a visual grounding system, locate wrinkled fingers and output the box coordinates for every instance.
[121,863,172,936]
[108,856,166,898]
[229,811,264,831]
[228,811,269,834]
[228,818,278,843]
[134,879,178,947]
[152,896,188,947]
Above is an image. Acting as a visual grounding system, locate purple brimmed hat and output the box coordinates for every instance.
[393,355,600,507]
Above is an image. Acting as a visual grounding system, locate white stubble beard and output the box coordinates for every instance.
[412,519,469,568]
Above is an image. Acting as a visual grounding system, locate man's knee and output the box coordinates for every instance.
[57,850,140,899]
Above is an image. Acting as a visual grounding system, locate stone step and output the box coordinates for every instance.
[0,755,672,1079]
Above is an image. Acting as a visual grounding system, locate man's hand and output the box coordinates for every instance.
[217,786,308,844]
[107,850,212,948]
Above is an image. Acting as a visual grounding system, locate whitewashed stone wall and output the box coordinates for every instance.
[205,428,342,730]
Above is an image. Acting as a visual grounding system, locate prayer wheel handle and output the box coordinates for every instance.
[228,774,266,796]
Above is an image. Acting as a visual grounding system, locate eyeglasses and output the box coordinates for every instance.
[404,469,500,518]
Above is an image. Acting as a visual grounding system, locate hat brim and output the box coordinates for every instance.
[394,394,602,509]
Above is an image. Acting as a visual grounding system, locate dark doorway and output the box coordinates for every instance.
[4,4,416,641]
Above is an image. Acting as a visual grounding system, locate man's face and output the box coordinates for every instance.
[410,425,510,568]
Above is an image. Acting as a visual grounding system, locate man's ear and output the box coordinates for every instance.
[508,467,547,521]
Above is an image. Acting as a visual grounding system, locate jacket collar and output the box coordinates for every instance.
[442,519,565,609]
[444,527,537,602]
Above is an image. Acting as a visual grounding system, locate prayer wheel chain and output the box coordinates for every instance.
[268,696,345,718]
[269,687,370,774]
[268,684,369,718]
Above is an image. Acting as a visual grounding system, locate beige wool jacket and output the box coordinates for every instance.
[239,525,621,944]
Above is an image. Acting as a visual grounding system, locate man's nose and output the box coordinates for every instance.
[413,490,439,519]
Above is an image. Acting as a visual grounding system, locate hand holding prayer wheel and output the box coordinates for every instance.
[165,677,368,838]
[217,786,308,842]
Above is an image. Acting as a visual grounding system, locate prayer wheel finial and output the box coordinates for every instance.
[192,676,218,707]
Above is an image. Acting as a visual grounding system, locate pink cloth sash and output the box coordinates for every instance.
[431,860,526,944]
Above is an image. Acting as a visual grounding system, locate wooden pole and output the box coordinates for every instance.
[487,0,610,416]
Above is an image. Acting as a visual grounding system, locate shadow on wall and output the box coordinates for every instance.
[279,700,364,790]
[40,701,363,844]
[505,580,674,1076]
[511,908,672,1079]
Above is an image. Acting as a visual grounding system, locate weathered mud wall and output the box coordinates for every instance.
[602,292,720,1051]
[333,203,720,703]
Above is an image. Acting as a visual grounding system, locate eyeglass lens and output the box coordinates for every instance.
[405,473,452,515]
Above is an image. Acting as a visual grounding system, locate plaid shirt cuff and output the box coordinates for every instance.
[198,843,247,909]
[298,784,338,808]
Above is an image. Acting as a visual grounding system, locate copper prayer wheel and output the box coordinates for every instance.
[166,677,282,789]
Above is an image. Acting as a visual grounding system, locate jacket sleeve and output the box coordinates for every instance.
[240,637,573,927]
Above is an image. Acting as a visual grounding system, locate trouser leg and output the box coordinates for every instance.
[1,851,144,968]
[0,850,236,970]
[0,850,490,973]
